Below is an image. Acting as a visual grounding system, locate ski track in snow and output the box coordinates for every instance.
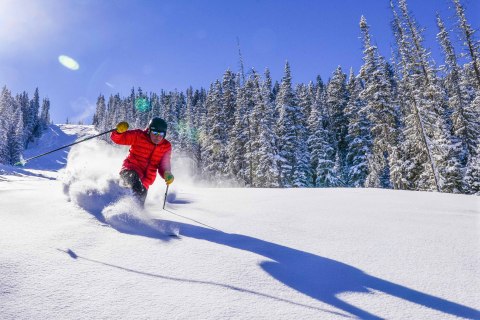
[0,124,479,320]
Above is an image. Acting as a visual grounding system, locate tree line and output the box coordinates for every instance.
[93,0,479,194]
[0,87,50,165]
[1,0,478,194]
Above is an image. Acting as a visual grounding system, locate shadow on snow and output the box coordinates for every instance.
[177,222,479,319]
[64,212,479,319]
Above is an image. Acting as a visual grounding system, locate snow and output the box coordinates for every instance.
[1,124,479,320]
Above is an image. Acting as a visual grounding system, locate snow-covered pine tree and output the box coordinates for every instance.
[180,87,201,175]
[297,83,313,124]
[272,81,280,107]
[0,87,23,165]
[307,79,325,186]
[275,61,298,187]
[250,71,279,187]
[359,16,398,189]
[39,98,50,130]
[345,68,371,187]
[464,143,480,194]
[436,14,480,193]
[193,88,207,133]
[177,88,191,152]
[452,0,480,89]
[227,75,255,185]
[0,87,12,163]
[30,88,41,139]
[149,93,161,123]
[18,88,40,149]
[241,74,257,185]
[392,0,462,192]
[93,95,107,132]
[221,70,237,141]
[105,94,119,131]
[293,83,312,187]
[171,90,186,145]
[325,66,349,185]
[202,80,228,181]
[194,88,208,175]
[307,82,338,187]
[264,68,275,104]
[16,92,30,148]
[6,105,24,165]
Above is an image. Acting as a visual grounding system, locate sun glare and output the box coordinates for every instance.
[58,55,80,71]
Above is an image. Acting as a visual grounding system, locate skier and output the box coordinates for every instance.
[111,117,174,205]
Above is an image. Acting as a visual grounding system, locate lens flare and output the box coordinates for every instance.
[135,98,150,112]
[58,55,80,70]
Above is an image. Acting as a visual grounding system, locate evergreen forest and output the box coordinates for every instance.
[1,0,479,194]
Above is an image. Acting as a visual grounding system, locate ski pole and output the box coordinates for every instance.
[162,184,169,209]
[15,128,116,166]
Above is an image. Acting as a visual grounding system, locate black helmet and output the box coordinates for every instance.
[148,117,167,136]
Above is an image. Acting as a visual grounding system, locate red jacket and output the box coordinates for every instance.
[111,129,172,189]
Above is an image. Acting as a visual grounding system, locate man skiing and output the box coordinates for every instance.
[111,117,174,205]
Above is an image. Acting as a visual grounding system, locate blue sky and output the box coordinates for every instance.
[0,0,478,123]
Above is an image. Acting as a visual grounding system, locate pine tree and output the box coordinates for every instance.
[293,84,312,187]
[221,69,237,141]
[149,93,161,123]
[325,66,349,184]
[181,87,201,175]
[250,71,279,187]
[308,80,326,186]
[464,144,480,194]
[202,80,228,180]
[437,14,479,159]
[359,16,398,188]
[30,88,41,139]
[226,76,254,185]
[16,92,30,148]
[177,88,192,152]
[0,87,12,163]
[275,61,298,187]
[0,87,23,165]
[308,83,339,187]
[39,98,50,130]
[194,88,208,175]
[345,68,371,187]
[93,95,107,131]
[436,13,480,193]
[452,0,480,89]
[392,0,462,192]
[6,106,24,165]
[170,90,186,146]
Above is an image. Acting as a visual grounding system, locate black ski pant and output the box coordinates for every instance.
[120,169,147,205]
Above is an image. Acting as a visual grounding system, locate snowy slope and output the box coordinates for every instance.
[1,124,479,320]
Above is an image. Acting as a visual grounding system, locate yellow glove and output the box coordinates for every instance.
[116,121,129,133]
[164,171,174,185]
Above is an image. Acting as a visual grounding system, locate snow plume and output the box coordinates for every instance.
[59,139,178,237]
[162,151,241,189]
[60,138,126,214]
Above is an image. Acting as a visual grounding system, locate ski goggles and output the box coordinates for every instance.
[151,131,166,137]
